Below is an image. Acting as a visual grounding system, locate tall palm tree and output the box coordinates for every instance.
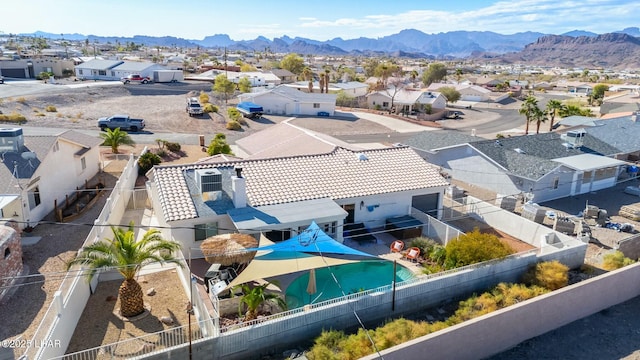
[234,282,287,321]
[67,222,182,317]
[518,96,540,135]
[545,99,565,131]
[100,127,135,154]
[324,69,330,94]
[532,107,546,134]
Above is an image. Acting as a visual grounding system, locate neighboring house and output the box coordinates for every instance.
[366,88,447,113]
[0,128,102,229]
[285,81,369,98]
[234,121,364,159]
[469,76,502,88]
[285,81,342,94]
[146,146,449,255]
[237,85,337,116]
[427,83,491,102]
[599,102,640,117]
[74,59,124,80]
[111,61,166,80]
[585,114,640,161]
[405,130,626,203]
[0,58,31,78]
[269,68,296,84]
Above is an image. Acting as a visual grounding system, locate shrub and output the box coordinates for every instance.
[45,105,57,112]
[602,250,635,271]
[237,116,248,125]
[207,133,234,156]
[227,108,242,121]
[203,103,218,113]
[0,112,27,123]
[137,152,162,175]
[35,112,45,117]
[164,141,181,152]
[408,237,439,260]
[521,260,569,291]
[226,120,241,130]
[16,97,27,104]
[199,91,209,104]
[444,228,513,269]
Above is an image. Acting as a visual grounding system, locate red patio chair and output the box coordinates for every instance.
[390,240,405,253]
[404,247,421,263]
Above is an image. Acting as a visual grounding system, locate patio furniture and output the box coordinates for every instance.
[385,215,423,240]
[343,223,377,244]
[390,240,405,253]
[404,247,421,263]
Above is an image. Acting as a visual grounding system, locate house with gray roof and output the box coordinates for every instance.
[0,128,102,229]
[147,146,449,254]
[366,88,447,114]
[406,130,626,203]
[238,85,337,116]
[585,114,640,160]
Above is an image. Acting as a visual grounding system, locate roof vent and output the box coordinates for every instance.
[194,168,222,193]
[514,148,526,154]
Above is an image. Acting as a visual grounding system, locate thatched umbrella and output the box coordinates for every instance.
[200,233,258,265]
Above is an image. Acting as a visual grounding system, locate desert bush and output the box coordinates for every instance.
[45,105,57,112]
[602,250,635,271]
[0,112,27,122]
[207,133,234,156]
[137,152,162,175]
[35,112,45,117]
[237,116,248,125]
[199,91,209,104]
[203,103,218,113]
[444,228,513,269]
[521,260,569,290]
[226,120,241,130]
[165,141,181,152]
[227,107,242,121]
[16,97,27,104]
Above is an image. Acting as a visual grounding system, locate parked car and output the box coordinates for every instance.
[97,114,145,132]
[121,74,152,84]
[186,97,204,116]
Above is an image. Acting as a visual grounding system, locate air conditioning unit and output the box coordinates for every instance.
[195,168,222,193]
[561,130,585,147]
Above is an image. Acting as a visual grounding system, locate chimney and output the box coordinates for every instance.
[232,167,247,208]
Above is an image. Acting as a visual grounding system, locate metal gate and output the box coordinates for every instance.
[127,188,149,209]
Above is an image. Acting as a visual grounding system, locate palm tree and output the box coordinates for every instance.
[100,127,135,154]
[545,99,565,131]
[234,282,287,321]
[324,69,330,94]
[67,222,182,317]
[518,95,540,135]
[532,107,546,134]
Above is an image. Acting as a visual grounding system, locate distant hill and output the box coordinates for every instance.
[11,28,640,68]
[475,33,640,69]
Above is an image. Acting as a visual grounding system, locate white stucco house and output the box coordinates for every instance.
[285,81,369,98]
[146,146,449,256]
[237,85,337,116]
[74,59,166,81]
[0,128,102,229]
[366,88,447,113]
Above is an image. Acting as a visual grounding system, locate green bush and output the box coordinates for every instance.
[0,112,27,122]
[45,105,57,112]
[203,103,218,113]
[602,250,635,271]
[165,141,181,152]
[199,91,209,104]
[227,108,242,121]
[521,260,569,291]
[137,152,162,175]
[207,133,234,156]
[444,228,513,269]
[226,120,241,130]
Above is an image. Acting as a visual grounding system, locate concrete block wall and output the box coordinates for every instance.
[0,225,23,302]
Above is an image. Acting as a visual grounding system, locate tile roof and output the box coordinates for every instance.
[151,147,449,222]
[469,132,620,180]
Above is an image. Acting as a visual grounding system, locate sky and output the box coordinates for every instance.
[1,0,638,41]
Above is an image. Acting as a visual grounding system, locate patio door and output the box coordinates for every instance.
[342,204,355,224]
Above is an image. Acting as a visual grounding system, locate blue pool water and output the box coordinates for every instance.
[285,261,415,309]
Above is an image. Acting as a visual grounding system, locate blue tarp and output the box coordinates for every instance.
[237,101,263,113]
[247,221,375,258]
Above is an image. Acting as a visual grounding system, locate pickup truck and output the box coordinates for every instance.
[97,114,145,132]
[121,74,152,84]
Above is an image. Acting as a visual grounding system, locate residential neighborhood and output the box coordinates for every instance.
[3,11,640,360]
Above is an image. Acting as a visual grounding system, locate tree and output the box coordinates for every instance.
[421,63,447,86]
[455,68,463,82]
[444,228,513,269]
[279,53,305,75]
[66,222,182,317]
[324,69,330,93]
[335,90,354,107]
[207,133,234,156]
[137,152,162,175]
[545,99,565,131]
[233,282,287,321]
[592,84,609,105]
[237,77,252,93]
[532,106,546,134]
[213,74,235,103]
[439,86,461,104]
[518,95,540,135]
[100,127,135,154]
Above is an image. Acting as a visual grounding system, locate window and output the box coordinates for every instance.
[28,186,41,210]
[195,223,218,241]
[382,102,389,108]
[551,177,559,189]
[4,248,10,259]
[313,103,320,108]
[81,157,86,171]
[79,69,84,75]
[98,70,106,76]
[323,222,337,236]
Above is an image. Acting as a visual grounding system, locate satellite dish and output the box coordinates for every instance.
[21,152,37,160]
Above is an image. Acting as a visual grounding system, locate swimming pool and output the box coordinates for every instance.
[285,261,415,309]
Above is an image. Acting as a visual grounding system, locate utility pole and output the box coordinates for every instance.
[224,47,228,105]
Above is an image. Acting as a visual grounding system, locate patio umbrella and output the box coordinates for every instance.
[200,233,258,266]
[306,269,317,296]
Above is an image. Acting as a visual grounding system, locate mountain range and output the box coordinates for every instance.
[19,27,640,68]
